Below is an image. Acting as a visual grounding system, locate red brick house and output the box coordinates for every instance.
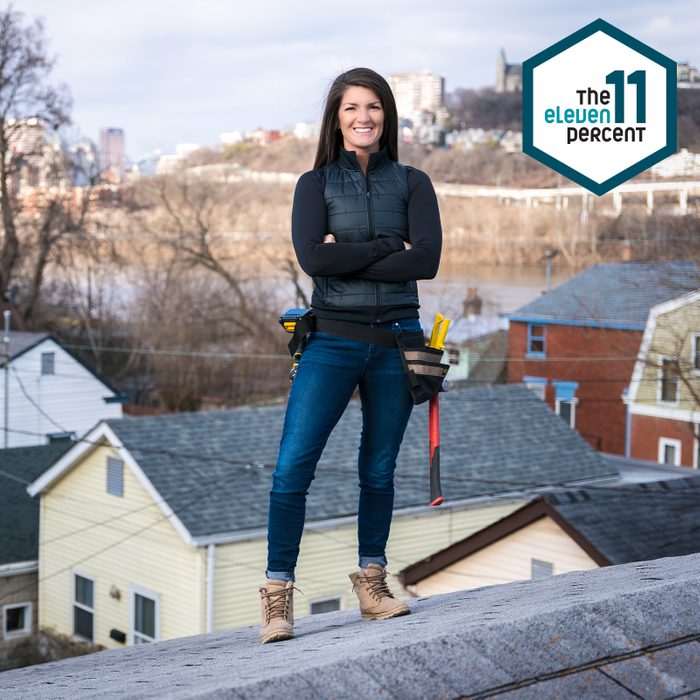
[507,262,699,455]
[626,290,700,469]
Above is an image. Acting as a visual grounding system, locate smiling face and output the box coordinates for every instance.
[337,85,384,156]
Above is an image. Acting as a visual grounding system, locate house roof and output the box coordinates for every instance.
[32,384,617,543]
[463,329,508,386]
[7,331,50,360]
[508,261,700,329]
[0,442,73,566]
[602,452,697,483]
[3,553,699,698]
[546,477,700,564]
[7,331,121,396]
[400,477,700,585]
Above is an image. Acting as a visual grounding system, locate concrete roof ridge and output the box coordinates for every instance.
[3,553,699,699]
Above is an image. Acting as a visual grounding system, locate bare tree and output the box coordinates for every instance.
[125,259,290,411]
[0,6,71,302]
[130,172,290,343]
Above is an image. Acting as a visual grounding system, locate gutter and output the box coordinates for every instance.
[190,475,619,547]
[0,560,38,578]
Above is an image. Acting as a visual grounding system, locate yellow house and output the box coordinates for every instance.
[399,477,700,596]
[626,290,700,468]
[27,385,617,649]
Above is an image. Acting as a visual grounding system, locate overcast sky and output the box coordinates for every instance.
[17,0,700,159]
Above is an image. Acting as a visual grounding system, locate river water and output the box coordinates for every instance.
[283,262,575,341]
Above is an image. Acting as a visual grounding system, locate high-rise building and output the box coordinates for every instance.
[99,127,125,182]
[388,71,445,124]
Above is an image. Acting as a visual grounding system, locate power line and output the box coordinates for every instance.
[16,340,688,363]
[2,419,699,602]
[3,376,699,604]
[3,424,700,498]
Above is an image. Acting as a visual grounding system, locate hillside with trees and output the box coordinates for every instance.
[446,87,700,151]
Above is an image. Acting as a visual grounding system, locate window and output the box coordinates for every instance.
[106,457,124,497]
[659,358,680,403]
[131,588,159,644]
[523,375,547,400]
[73,574,95,642]
[556,399,575,427]
[658,438,682,467]
[41,352,55,375]
[692,334,700,374]
[309,596,342,615]
[526,324,546,358]
[531,559,553,579]
[553,381,578,428]
[3,603,32,638]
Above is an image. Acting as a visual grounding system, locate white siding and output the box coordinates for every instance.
[413,515,599,596]
[0,339,122,448]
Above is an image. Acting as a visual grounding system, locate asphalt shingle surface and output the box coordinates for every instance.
[101,384,616,539]
[509,261,699,327]
[464,330,508,387]
[0,442,73,565]
[3,553,699,699]
[547,478,700,564]
[7,331,50,360]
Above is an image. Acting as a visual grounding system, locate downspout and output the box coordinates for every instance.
[207,544,215,633]
[623,388,631,458]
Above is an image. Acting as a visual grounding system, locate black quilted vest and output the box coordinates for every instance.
[311,146,419,323]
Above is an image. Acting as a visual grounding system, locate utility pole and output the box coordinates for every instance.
[543,249,559,293]
[3,309,10,449]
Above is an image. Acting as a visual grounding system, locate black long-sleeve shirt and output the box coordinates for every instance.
[292,166,442,283]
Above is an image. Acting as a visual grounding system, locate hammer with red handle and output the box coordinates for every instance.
[428,314,450,506]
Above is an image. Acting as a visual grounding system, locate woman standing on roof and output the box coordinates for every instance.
[260,67,442,643]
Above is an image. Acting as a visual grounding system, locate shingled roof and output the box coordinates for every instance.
[50,384,615,543]
[3,553,700,698]
[0,442,73,565]
[7,331,50,360]
[508,261,699,329]
[546,477,700,564]
[401,477,700,585]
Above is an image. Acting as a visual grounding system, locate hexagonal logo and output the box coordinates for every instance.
[523,19,676,195]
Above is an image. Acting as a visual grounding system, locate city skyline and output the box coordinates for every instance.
[17,0,700,159]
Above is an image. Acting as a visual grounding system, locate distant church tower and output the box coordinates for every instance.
[496,48,507,93]
[495,49,522,93]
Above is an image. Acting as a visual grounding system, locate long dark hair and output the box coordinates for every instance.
[313,67,399,169]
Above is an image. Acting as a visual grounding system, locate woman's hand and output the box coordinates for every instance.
[324,233,411,250]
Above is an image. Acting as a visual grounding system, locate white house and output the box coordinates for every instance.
[1,332,123,448]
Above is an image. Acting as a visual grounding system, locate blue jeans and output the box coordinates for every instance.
[265,317,421,581]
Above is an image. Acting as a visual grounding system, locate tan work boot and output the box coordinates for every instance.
[349,563,411,621]
[259,579,295,644]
